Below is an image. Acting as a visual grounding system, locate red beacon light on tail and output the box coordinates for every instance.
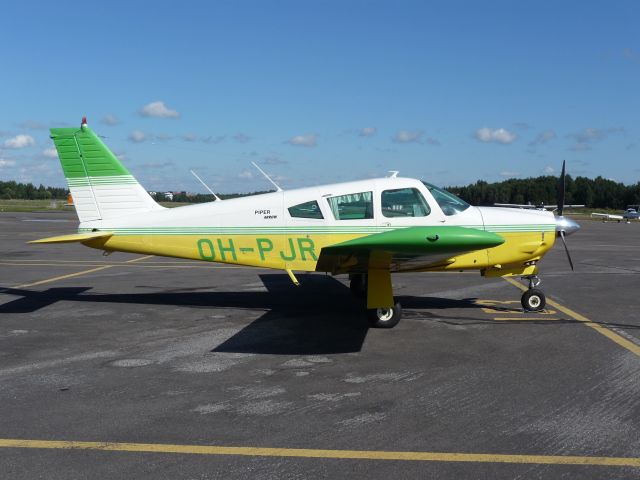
[81,116,88,130]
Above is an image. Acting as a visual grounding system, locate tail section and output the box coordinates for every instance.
[50,119,162,223]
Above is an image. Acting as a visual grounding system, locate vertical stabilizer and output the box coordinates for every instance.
[50,119,162,222]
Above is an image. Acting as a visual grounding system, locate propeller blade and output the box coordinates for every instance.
[559,230,574,270]
[557,160,566,217]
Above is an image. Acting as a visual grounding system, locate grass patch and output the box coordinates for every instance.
[0,199,73,212]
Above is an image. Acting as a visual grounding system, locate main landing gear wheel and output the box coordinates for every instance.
[367,302,402,328]
[521,288,546,312]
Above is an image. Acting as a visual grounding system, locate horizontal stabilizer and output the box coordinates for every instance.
[29,232,113,244]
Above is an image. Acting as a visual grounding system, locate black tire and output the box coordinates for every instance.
[521,289,546,312]
[349,274,367,298]
[367,302,402,328]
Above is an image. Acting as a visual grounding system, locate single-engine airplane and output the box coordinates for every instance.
[591,207,640,223]
[591,212,624,222]
[31,119,580,328]
[494,202,584,211]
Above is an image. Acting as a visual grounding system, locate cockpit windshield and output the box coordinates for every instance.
[422,182,470,216]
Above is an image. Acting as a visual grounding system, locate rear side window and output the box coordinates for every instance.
[288,200,324,219]
[381,188,431,217]
[327,191,373,220]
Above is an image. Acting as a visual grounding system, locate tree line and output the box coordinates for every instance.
[0,181,68,200]
[0,180,272,202]
[3,176,640,209]
[150,190,274,203]
[448,175,640,209]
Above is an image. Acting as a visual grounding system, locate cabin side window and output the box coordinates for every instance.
[422,182,470,216]
[381,188,431,217]
[288,200,324,219]
[326,191,373,220]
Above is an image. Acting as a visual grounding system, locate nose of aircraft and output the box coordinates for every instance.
[555,216,580,236]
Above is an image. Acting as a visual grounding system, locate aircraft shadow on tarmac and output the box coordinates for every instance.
[1,274,638,355]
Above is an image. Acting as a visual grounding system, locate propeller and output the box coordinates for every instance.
[558,230,574,270]
[555,160,579,270]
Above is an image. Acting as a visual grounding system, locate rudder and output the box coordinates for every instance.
[50,119,162,222]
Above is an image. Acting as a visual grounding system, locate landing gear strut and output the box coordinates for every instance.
[350,272,403,328]
[520,275,546,312]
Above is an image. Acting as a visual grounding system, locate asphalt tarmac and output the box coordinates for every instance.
[1,211,639,479]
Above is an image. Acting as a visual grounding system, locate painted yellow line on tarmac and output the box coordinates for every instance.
[125,255,154,263]
[0,438,638,467]
[13,266,114,289]
[504,277,640,357]
[492,317,560,321]
[0,262,250,269]
[3,259,201,265]
[10,256,151,289]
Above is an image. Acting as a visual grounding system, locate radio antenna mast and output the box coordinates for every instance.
[190,170,222,201]
[251,161,283,192]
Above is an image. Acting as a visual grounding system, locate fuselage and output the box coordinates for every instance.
[79,177,557,276]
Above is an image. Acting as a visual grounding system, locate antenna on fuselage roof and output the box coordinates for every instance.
[251,161,283,192]
[388,171,400,178]
[190,170,222,201]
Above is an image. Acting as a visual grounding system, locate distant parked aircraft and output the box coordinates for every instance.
[591,208,639,223]
[494,203,584,211]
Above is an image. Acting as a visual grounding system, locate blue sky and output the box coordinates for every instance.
[0,0,638,193]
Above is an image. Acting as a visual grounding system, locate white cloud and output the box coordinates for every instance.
[499,171,520,177]
[128,130,147,143]
[238,170,254,179]
[474,127,517,144]
[529,130,557,146]
[392,130,423,143]
[182,133,199,142]
[139,101,180,118]
[234,133,251,144]
[201,135,225,144]
[286,133,317,147]
[0,159,16,168]
[359,127,377,137]
[154,133,174,141]
[543,166,555,174]
[4,134,36,149]
[101,114,120,126]
[42,148,58,159]
[569,128,604,144]
[567,127,623,147]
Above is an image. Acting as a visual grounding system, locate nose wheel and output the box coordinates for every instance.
[520,275,546,312]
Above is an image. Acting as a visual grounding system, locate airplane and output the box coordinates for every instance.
[623,207,640,221]
[591,212,624,222]
[592,207,640,223]
[494,202,584,211]
[30,118,580,328]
